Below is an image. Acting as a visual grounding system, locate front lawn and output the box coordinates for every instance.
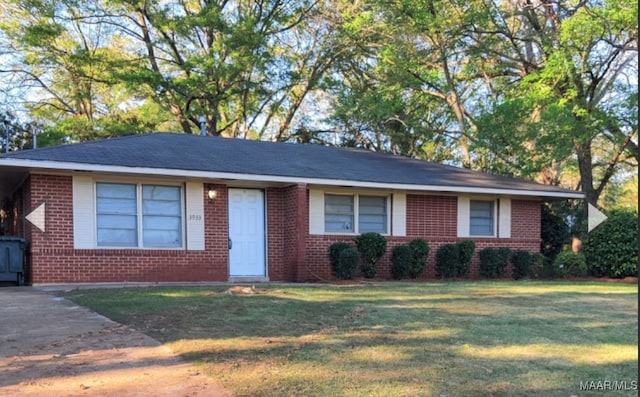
[63,281,638,396]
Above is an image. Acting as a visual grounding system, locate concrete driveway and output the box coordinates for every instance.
[0,286,231,396]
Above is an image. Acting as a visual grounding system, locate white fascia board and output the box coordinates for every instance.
[0,158,585,200]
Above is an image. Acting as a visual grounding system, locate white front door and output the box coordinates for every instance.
[228,188,266,277]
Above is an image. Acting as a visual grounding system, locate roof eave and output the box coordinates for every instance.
[0,158,585,200]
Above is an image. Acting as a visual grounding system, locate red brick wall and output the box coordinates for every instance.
[267,184,308,282]
[21,174,543,284]
[303,194,542,281]
[406,195,457,238]
[26,175,230,284]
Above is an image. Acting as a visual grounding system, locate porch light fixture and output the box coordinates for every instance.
[208,188,217,202]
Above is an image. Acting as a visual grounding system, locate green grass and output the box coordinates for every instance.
[62,281,638,396]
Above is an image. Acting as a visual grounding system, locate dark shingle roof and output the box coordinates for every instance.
[0,132,580,197]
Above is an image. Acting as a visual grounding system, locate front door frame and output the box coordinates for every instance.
[227,188,267,281]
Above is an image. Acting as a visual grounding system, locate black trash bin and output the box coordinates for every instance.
[0,237,26,286]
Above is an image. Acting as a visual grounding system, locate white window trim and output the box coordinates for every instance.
[309,189,396,236]
[498,198,511,238]
[94,180,186,249]
[391,192,406,237]
[458,195,511,238]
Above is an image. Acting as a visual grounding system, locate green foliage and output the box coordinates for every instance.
[329,242,354,279]
[479,247,511,278]
[407,238,429,278]
[390,239,430,280]
[541,204,571,260]
[435,244,459,279]
[510,250,533,280]
[390,245,413,280]
[354,232,386,278]
[457,240,475,278]
[435,241,476,278]
[0,0,330,141]
[553,251,587,278]
[1,0,637,213]
[337,248,360,280]
[583,210,638,278]
[529,253,556,279]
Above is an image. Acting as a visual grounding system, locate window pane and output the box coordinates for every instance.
[470,200,494,236]
[96,183,137,247]
[97,228,137,247]
[325,195,354,232]
[359,196,387,233]
[142,185,182,247]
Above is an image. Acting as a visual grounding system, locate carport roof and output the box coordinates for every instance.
[0,132,583,199]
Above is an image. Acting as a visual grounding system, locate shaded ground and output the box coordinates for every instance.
[0,287,231,397]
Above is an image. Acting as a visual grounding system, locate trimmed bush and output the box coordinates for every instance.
[354,232,387,278]
[408,239,430,278]
[510,250,532,280]
[329,242,351,273]
[329,242,357,279]
[583,210,638,278]
[391,245,413,280]
[479,247,511,278]
[338,248,360,279]
[553,251,587,278]
[457,240,476,277]
[529,253,556,279]
[436,244,459,278]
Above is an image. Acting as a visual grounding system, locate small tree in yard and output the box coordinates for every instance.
[355,232,387,278]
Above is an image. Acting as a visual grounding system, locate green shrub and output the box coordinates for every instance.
[510,250,532,280]
[329,242,357,279]
[436,244,459,278]
[479,247,511,278]
[553,251,587,278]
[338,248,360,279]
[329,242,351,272]
[391,245,413,280]
[583,210,638,278]
[530,257,542,279]
[354,232,387,278]
[408,239,430,278]
[457,240,476,277]
[541,204,571,260]
[529,253,562,279]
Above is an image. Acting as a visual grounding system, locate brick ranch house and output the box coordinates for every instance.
[0,133,582,284]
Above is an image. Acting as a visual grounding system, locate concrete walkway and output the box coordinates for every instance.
[0,286,231,396]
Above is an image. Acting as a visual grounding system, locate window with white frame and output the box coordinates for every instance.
[96,182,183,248]
[324,194,388,234]
[469,200,495,236]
